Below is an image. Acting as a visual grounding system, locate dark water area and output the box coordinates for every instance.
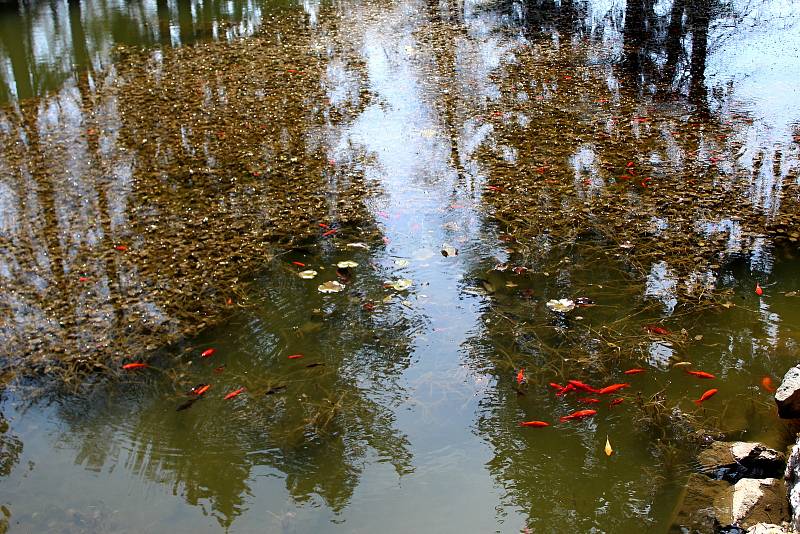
[0,0,799,532]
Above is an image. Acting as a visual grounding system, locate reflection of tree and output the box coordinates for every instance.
[0,0,297,102]
[470,0,797,292]
[53,255,416,527]
[0,9,381,379]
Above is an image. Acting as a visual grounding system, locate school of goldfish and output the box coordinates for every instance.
[119,276,777,445]
[122,346,321,411]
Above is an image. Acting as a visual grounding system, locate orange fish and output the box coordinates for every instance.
[687,370,715,379]
[624,368,645,375]
[645,325,670,335]
[224,388,245,400]
[78,276,90,282]
[549,382,565,392]
[556,383,576,396]
[213,366,225,374]
[761,376,776,393]
[319,223,329,229]
[755,283,763,296]
[597,383,630,395]
[122,362,148,370]
[114,245,128,251]
[579,397,600,404]
[519,421,550,427]
[516,369,525,384]
[191,384,211,396]
[292,261,306,267]
[321,229,337,237]
[568,380,600,393]
[560,409,597,422]
[609,397,624,407]
[694,388,718,405]
[287,354,304,359]
[201,348,216,358]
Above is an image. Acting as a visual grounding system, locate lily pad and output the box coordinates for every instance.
[318,281,345,293]
[298,270,318,279]
[336,260,358,268]
[386,279,413,291]
[546,298,575,313]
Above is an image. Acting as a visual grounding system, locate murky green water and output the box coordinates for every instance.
[1,0,799,531]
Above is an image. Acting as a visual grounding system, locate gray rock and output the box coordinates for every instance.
[669,473,732,533]
[785,437,800,531]
[776,366,800,419]
[716,478,789,530]
[698,441,786,483]
[745,523,795,534]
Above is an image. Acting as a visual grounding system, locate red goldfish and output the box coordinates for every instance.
[761,376,776,393]
[597,383,630,395]
[224,388,245,400]
[114,245,128,251]
[579,398,601,404]
[568,380,600,393]
[687,370,715,379]
[755,283,763,296]
[516,369,526,385]
[519,421,550,427]
[645,325,670,335]
[609,397,624,407]
[560,409,597,422]
[287,354,304,360]
[122,362,148,370]
[201,348,216,358]
[556,383,576,396]
[191,384,211,396]
[321,229,338,237]
[292,261,306,267]
[694,388,718,405]
[549,382,565,392]
[624,368,645,375]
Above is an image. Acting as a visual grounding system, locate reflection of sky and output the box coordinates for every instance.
[708,0,800,136]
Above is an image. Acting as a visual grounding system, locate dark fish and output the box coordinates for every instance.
[305,363,325,368]
[176,398,199,411]
[265,385,287,395]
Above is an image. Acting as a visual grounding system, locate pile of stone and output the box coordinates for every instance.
[669,364,800,533]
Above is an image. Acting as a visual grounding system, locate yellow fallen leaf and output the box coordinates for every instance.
[605,436,613,456]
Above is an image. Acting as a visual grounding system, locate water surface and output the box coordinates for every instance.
[0,0,799,532]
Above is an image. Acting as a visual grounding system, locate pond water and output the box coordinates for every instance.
[0,0,799,532]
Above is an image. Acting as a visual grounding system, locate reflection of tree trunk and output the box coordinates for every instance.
[177,0,194,45]
[661,0,685,93]
[622,0,646,75]
[69,0,123,324]
[18,104,74,332]
[68,0,89,70]
[156,0,172,46]
[0,6,33,99]
[688,0,710,113]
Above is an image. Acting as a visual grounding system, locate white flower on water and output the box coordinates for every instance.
[546,298,575,313]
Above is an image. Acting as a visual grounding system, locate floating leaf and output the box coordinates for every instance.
[441,244,458,257]
[546,299,575,313]
[605,436,613,456]
[386,279,413,291]
[298,270,318,279]
[336,260,358,268]
[394,259,410,268]
[318,280,345,293]
[346,242,369,249]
